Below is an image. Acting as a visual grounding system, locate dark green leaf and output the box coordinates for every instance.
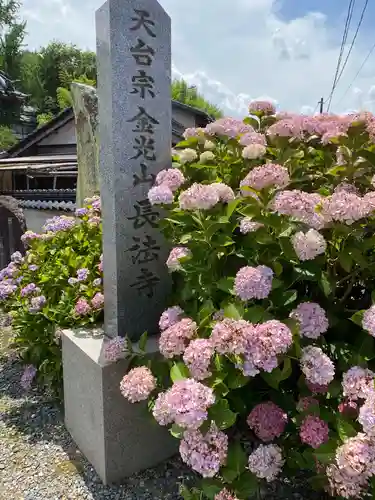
[339,252,353,273]
[320,272,332,296]
[227,370,249,389]
[222,441,247,481]
[217,277,235,295]
[336,417,357,442]
[243,306,264,323]
[226,199,242,218]
[170,362,190,382]
[350,310,365,326]
[314,440,338,465]
[170,424,185,439]
[233,471,258,497]
[209,399,237,430]
[201,479,223,499]
[223,303,243,320]
[138,332,148,352]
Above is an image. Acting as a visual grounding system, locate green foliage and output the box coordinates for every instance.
[1,197,103,396]
[171,79,223,119]
[0,125,17,149]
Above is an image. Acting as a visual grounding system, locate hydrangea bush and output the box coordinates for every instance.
[120,103,375,499]
[0,196,104,395]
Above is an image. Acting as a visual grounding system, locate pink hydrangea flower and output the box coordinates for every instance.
[272,190,327,230]
[358,393,375,437]
[296,396,319,413]
[179,424,228,477]
[179,183,219,210]
[336,433,375,480]
[248,444,284,482]
[338,400,358,418]
[166,246,191,271]
[239,132,267,147]
[299,415,329,448]
[210,318,253,355]
[245,320,293,373]
[234,265,273,301]
[75,298,91,316]
[156,168,185,191]
[211,183,235,203]
[362,305,375,337]
[120,367,156,402]
[291,229,327,261]
[342,366,375,401]
[247,402,287,442]
[91,292,104,310]
[152,379,215,429]
[241,164,289,192]
[249,100,276,116]
[321,191,368,225]
[104,336,126,362]
[215,489,239,500]
[182,127,206,139]
[239,217,263,234]
[159,306,184,331]
[205,118,254,138]
[159,318,197,358]
[306,380,329,394]
[98,254,103,273]
[327,463,367,499]
[300,346,335,386]
[290,302,329,339]
[183,338,214,380]
[242,144,266,159]
[20,364,37,390]
[148,185,174,205]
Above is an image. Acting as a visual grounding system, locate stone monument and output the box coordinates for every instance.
[62,0,176,485]
[71,82,100,208]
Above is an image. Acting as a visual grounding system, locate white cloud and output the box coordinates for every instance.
[20,0,375,116]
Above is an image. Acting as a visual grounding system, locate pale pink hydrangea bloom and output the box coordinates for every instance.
[91,292,104,310]
[342,366,375,401]
[199,151,215,163]
[152,378,215,429]
[179,183,219,211]
[267,118,304,139]
[120,367,156,403]
[336,433,375,479]
[234,265,274,301]
[239,217,263,234]
[327,463,367,499]
[210,318,253,355]
[242,144,267,159]
[362,305,375,337]
[205,118,254,138]
[300,346,335,386]
[248,444,284,482]
[183,338,214,380]
[182,127,206,140]
[159,318,197,358]
[155,168,185,191]
[166,246,191,271]
[239,132,267,147]
[159,306,184,331]
[322,191,368,225]
[291,229,327,261]
[247,402,287,442]
[215,489,239,500]
[334,183,359,195]
[179,424,228,477]
[211,183,235,203]
[178,148,198,164]
[98,254,103,273]
[296,396,319,413]
[244,320,293,373]
[204,140,215,150]
[249,100,276,116]
[290,302,329,339]
[104,336,126,362]
[240,163,290,192]
[299,415,329,448]
[20,364,37,390]
[75,298,91,316]
[148,185,174,205]
[358,393,375,437]
[272,189,327,230]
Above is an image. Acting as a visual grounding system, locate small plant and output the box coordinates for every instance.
[0,196,103,396]
[118,103,375,499]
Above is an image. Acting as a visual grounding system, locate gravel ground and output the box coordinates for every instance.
[0,329,328,500]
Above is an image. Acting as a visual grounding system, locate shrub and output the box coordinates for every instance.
[120,104,375,499]
[0,197,103,396]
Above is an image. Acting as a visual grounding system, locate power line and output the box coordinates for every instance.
[326,0,356,111]
[327,0,369,110]
[334,39,375,107]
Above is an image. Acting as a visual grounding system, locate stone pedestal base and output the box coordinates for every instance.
[62,328,177,484]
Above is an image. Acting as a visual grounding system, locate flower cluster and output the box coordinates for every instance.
[299,415,329,448]
[166,247,191,271]
[291,229,327,261]
[234,265,273,301]
[300,346,335,386]
[159,317,197,358]
[120,367,156,403]
[240,163,290,192]
[247,402,287,442]
[290,302,329,339]
[159,306,184,331]
[342,366,375,401]
[183,338,213,380]
[248,444,284,482]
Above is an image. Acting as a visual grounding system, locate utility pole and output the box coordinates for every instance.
[319,97,324,114]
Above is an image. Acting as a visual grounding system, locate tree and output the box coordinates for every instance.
[171,79,222,118]
[0,125,17,150]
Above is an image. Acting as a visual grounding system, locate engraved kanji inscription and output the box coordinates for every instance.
[131,70,155,99]
[127,235,160,264]
[130,38,155,66]
[130,267,160,298]
[131,135,156,160]
[127,199,159,229]
[130,9,156,38]
[133,163,156,187]
[127,106,159,134]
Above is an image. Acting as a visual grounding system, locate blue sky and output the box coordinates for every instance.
[20,0,375,116]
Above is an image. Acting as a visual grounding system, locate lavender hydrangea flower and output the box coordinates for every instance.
[77,268,89,281]
[11,251,23,264]
[91,292,104,309]
[75,208,89,217]
[28,264,38,272]
[43,216,76,233]
[234,265,274,301]
[93,278,102,287]
[21,283,40,297]
[29,295,46,313]
[20,365,37,390]
[0,281,17,300]
[68,277,78,285]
